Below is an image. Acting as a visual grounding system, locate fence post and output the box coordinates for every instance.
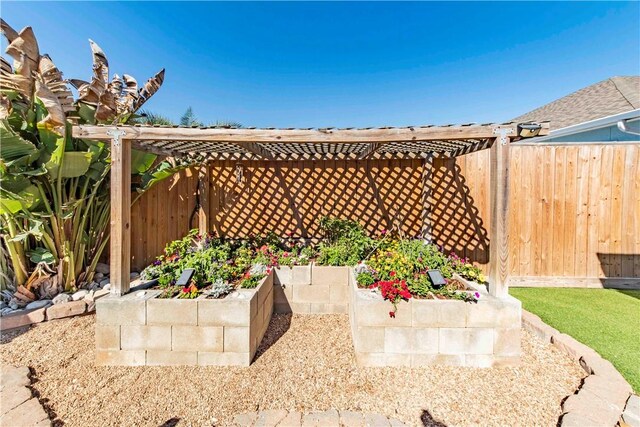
[108,128,131,296]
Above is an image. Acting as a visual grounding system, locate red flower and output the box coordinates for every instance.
[389,271,396,277]
[389,311,395,318]
[182,286,190,293]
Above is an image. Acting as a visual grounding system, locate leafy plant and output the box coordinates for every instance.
[316,216,373,266]
[0,20,198,294]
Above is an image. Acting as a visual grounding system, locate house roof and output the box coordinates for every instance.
[513,76,640,130]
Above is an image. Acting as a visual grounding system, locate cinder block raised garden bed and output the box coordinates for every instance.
[349,270,522,367]
[273,265,350,314]
[95,273,273,366]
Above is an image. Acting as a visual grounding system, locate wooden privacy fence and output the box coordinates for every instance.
[130,143,639,287]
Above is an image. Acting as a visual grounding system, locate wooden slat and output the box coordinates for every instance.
[73,123,548,144]
[198,164,210,234]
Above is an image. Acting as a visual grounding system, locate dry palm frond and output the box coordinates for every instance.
[38,55,75,113]
[133,68,165,112]
[3,25,39,99]
[35,79,66,131]
[0,18,19,43]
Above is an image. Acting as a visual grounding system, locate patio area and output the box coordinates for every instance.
[1,313,584,426]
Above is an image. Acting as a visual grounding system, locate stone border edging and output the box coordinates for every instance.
[232,409,408,426]
[521,310,637,426]
[0,365,51,426]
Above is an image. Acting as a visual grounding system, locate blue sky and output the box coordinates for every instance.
[2,1,639,127]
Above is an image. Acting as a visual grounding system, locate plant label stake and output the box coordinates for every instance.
[176,268,196,287]
[427,269,447,288]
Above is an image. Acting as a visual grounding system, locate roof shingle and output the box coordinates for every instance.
[512,76,639,130]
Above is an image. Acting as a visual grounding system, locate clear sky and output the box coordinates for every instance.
[2,1,639,128]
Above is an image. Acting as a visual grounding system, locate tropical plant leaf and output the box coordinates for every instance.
[28,247,54,264]
[54,151,93,178]
[132,68,165,112]
[131,149,157,174]
[137,160,195,193]
[0,120,39,161]
[0,18,19,43]
[38,55,75,114]
[3,26,39,100]
[76,102,96,124]
[35,79,66,130]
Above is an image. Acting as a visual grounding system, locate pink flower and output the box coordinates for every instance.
[474,292,480,299]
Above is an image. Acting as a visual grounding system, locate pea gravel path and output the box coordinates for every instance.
[0,313,584,426]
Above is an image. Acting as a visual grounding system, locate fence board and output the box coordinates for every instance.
[127,145,639,284]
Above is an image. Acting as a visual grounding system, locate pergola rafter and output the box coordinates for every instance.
[73,121,549,298]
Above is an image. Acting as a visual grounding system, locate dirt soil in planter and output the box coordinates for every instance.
[1,313,584,426]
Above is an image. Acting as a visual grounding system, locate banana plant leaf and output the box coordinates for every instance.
[131,149,157,174]
[0,120,39,162]
[28,247,54,264]
[137,161,195,193]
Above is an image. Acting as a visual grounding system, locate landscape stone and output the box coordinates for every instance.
[0,386,31,416]
[0,397,49,426]
[130,272,140,280]
[0,307,46,330]
[254,409,288,426]
[52,293,72,305]
[72,290,89,301]
[0,366,31,391]
[25,300,52,310]
[624,395,640,427]
[101,281,111,288]
[562,388,622,426]
[96,262,110,274]
[94,272,104,281]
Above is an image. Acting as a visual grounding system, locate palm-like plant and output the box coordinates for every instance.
[0,20,196,295]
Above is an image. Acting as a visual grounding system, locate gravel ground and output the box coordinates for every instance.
[0,313,584,427]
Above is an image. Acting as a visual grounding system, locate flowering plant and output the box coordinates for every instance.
[178,282,199,299]
[370,274,412,317]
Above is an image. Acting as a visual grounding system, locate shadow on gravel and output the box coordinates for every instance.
[421,409,447,427]
[252,313,292,362]
[159,417,180,427]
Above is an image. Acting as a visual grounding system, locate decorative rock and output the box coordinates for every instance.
[0,366,31,391]
[96,263,110,275]
[46,300,86,321]
[100,278,110,286]
[130,272,140,280]
[94,272,104,281]
[52,293,72,305]
[103,283,111,291]
[1,308,16,316]
[8,300,19,310]
[25,300,52,310]
[0,308,46,330]
[0,301,6,310]
[72,290,89,301]
[623,395,640,427]
[563,388,622,426]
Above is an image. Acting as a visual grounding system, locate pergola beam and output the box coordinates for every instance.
[73,123,549,144]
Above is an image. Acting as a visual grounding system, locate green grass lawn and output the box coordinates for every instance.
[510,287,640,392]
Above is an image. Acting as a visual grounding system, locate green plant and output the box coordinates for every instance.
[0,20,196,293]
[316,216,373,266]
[356,271,375,288]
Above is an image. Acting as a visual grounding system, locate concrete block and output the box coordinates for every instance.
[464,354,495,368]
[291,265,312,285]
[147,299,197,325]
[46,300,86,321]
[121,325,171,351]
[467,298,521,328]
[312,265,349,286]
[293,284,330,303]
[96,297,146,325]
[329,282,349,303]
[493,328,521,356]
[286,302,311,313]
[353,326,385,353]
[355,298,411,327]
[439,328,493,355]
[355,352,387,367]
[384,327,414,354]
[95,324,121,350]
[172,326,223,352]
[384,353,412,367]
[0,307,46,331]
[273,283,292,304]
[273,267,291,285]
[413,328,439,354]
[492,355,522,367]
[412,300,467,327]
[310,303,348,314]
[147,350,197,366]
[95,350,145,366]
[224,326,250,353]
[411,354,466,367]
[198,299,250,327]
[197,351,251,366]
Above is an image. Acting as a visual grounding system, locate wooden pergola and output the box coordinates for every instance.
[72,121,549,298]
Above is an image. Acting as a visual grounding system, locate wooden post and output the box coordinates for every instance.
[421,155,433,242]
[198,163,210,235]
[489,132,512,297]
[108,129,131,296]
